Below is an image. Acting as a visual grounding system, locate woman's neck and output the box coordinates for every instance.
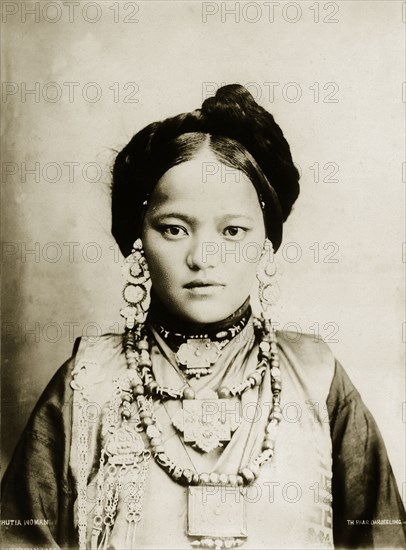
[147,289,251,342]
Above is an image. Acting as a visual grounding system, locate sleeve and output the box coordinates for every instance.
[327,360,406,549]
[1,352,78,549]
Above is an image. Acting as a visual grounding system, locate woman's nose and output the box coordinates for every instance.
[186,236,220,270]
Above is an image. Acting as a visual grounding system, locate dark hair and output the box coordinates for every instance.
[112,84,300,256]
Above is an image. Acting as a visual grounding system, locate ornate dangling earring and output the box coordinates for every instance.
[120,238,151,329]
[256,238,280,316]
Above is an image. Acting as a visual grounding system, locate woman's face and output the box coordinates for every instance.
[142,148,266,324]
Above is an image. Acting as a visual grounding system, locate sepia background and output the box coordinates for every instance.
[1,0,405,498]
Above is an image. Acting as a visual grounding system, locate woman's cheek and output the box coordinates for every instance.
[151,245,182,283]
[233,252,258,277]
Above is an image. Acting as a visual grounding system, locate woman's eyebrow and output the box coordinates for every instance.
[150,212,197,224]
[218,214,255,222]
[150,212,255,224]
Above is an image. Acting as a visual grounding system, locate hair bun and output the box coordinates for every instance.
[200,84,299,221]
[112,84,300,257]
[202,84,253,119]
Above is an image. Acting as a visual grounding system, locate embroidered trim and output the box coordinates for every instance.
[70,348,105,550]
[71,366,93,550]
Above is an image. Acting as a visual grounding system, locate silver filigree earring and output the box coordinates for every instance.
[120,239,151,329]
[256,238,280,316]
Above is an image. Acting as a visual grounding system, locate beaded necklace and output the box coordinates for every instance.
[121,312,282,549]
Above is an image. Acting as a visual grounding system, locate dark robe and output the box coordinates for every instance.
[1,336,405,549]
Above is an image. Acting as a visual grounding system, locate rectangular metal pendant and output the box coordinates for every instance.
[182,399,232,443]
[188,486,247,538]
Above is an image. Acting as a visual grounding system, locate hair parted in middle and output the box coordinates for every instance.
[111,84,300,257]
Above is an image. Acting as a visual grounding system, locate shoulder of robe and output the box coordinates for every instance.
[276,331,335,368]
[70,333,127,388]
[275,330,336,397]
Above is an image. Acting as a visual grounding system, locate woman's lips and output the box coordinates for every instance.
[183,280,224,288]
[183,280,225,297]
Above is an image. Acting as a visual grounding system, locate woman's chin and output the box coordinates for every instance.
[175,302,235,325]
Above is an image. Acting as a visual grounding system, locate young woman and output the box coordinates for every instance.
[2,85,405,549]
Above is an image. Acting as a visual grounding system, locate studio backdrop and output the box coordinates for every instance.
[1,0,405,499]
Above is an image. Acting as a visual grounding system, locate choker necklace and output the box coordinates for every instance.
[148,296,252,379]
[122,312,282,549]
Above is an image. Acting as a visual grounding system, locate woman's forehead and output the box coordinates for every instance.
[149,156,261,216]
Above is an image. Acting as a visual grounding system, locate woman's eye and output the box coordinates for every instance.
[223,226,247,239]
[160,225,188,238]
